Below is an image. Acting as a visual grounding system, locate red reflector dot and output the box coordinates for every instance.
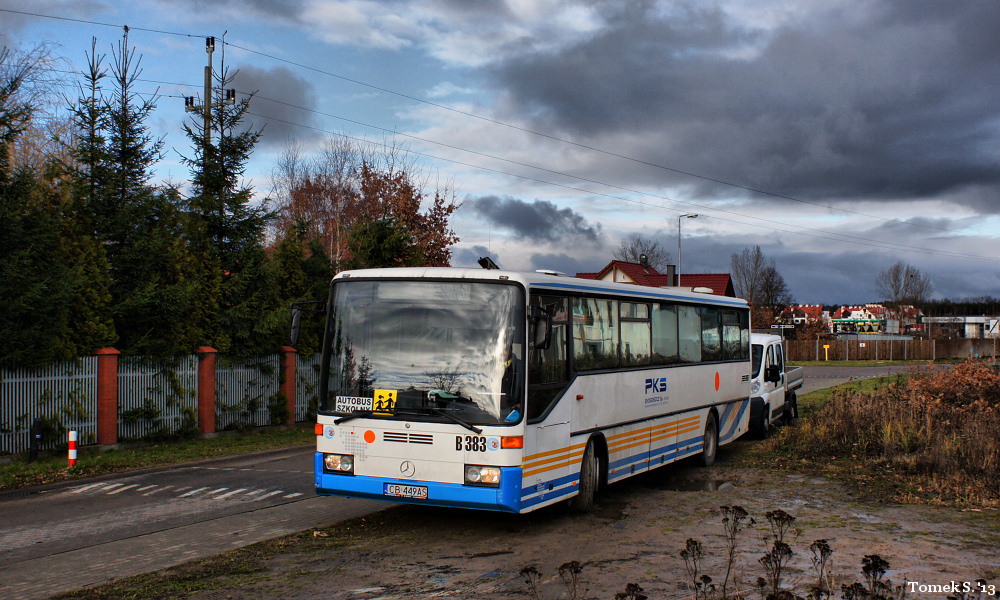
[715,372,720,391]
[364,430,375,443]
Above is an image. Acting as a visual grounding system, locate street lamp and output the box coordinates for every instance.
[677,213,698,287]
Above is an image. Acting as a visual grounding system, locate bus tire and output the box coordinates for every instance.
[569,439,598,513]
[783,393,797,426]
[701,411,719,467]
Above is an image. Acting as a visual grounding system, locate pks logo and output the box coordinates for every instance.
[645,377,667,394]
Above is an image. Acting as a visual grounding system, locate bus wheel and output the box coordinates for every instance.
[569,440,598,513]
[701,412,719,467]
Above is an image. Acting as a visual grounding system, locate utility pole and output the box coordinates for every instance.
[204,36,214,149]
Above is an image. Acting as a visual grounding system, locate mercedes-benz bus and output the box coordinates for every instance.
[309,267,751,513]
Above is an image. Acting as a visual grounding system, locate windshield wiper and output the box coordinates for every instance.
[334,410,372,425]
[430,408,483,435]
[395,407,483,435]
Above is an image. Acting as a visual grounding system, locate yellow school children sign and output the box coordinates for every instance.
[373,389,397,415]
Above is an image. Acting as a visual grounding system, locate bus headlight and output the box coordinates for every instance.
[751,380,761,395]
[324,453,354,474]
[465,465,501,487]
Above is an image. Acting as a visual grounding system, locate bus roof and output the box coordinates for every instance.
[334,267,749,309]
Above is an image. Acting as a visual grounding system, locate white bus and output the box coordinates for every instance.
[312,267,751,513]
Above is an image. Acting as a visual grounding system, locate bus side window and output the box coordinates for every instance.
[722,310,742,360]
[528,295,568,421]
[678,305,702,363]
[701,307,723,361]
[572,297,619,370]
[620,302,651,367]
[651,303,679,365]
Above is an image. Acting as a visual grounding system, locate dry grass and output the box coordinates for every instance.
[771,360,1000,506]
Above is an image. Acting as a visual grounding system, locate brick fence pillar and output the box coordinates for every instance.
[94,347,120,446]
[197,347,218,434]
[281,346,298,425]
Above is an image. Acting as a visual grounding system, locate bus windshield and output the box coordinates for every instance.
[322,279,525,426]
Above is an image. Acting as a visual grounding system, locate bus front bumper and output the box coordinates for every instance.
[314,452,523,513]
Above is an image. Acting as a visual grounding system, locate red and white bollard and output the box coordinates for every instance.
[68,431,77,467]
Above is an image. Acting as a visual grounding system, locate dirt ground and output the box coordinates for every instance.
[189,449,1000,600]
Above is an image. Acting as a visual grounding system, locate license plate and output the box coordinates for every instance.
[383,483,428,499]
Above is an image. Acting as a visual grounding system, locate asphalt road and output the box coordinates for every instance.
[0,446,386,600]
[0,365,934,600]
[797,363,922,395]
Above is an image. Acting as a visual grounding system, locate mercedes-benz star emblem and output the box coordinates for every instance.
[400,461,415,477]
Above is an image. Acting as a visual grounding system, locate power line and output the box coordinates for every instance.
[236,91,998,257]
[244,109,1000,263]
[9,7,999,253]
[0,7,210,39]
[222,40,984,241]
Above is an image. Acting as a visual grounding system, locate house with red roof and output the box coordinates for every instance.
[575,260,736,297]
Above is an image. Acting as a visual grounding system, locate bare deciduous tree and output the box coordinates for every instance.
[760,265,793,309]
[875,261,933,305]
[730,245,769,304]
[612,235,672,272]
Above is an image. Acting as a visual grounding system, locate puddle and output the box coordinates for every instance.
[592,495,631,520]
[652,478,735,492]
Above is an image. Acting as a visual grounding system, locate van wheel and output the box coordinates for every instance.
[701,411,719,467]
[569,440,598,513]
[783,393,798,426]
[756,407,770,440]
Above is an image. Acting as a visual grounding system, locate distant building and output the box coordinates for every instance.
[575,260,736,297]
[829,304,924,335]
[923,316,1000,339]
[780,304,832,332]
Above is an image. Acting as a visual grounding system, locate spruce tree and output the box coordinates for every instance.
[183,63,276,355]
[1,47,114,367]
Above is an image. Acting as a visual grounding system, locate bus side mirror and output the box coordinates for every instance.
[289,308,302,347]
[765,365,781,383]
[532,311,551,350]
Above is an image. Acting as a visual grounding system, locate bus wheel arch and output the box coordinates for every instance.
[701,409,720,467]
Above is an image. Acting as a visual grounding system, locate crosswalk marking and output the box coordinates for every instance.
[143,485,173,496]
[70,483,104,494]
[60,482,306,501]
[253,490,283,501]
[212,488,247,500]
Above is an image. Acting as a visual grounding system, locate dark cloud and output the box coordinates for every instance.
[154,0,304,19]
[464,195,603,243]
[487,1,1000,210]
[231,65,319,147]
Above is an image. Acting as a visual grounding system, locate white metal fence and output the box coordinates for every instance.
[118,356,198,441]
[296,354,322,421]
[2,352,314,455]
[215,355,282,430]
[0,359,98,454]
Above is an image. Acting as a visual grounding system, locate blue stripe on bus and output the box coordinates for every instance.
[530,281,750,307]
[719,399,749,442]
[314,453,522,513]
[519,471,581,509]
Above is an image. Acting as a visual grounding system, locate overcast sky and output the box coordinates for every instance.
[4,0,1000,304]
